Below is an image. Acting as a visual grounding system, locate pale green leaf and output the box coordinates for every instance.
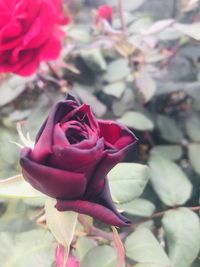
[104,58,130,82]
[134,264,164,267]
[81,246,118,267]
[150,145,182,161]
[174,23,200,41]
[45,198,77,253]
[117,198,155,217]
[110,0,145,11]
[136,69,156,102]
[117,111,154,131]
[188,144,200,175]
[74,237,96,261]
[149,155,192,206]
[108,163,149,203]
[0,75,35,107]
[103,82,126,98]
[0,230,54,267]
[186,115,200,142]
[80,48,107,72]
[157,115,183,143]
[162,208,200,267]
[125,227,171,266]
[0,174,45,199]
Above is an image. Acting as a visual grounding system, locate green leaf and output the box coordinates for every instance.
[0,229,54,267]
[110,0,145,11]
[125,227,171,266]
[68,26,91,43]
[157,115,184,143]
[162,208,200,267]
[103,82,126,98]
[103,58,130,82]
[134,264,164,267]
[149,155,192,206]
[74,237,96,261]
[188,144,200,176]
[108,163,149,203]
[150,145,182,161]
[81,245,118,267]
[45,198,77,253]
[136,69,156,103]
[174,23,200,41]
[186,115,200,142]
[80,48,107,72]
[0,174,45,199]
[117,111,154,131]
[0,75,35,107]
[117,198,155,217]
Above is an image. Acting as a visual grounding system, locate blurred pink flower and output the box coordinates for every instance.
[55,244,80,267]
[97,5,113,22]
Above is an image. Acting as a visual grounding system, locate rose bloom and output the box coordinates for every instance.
[20,94,137,226]
[0,0,69,76]
[97,5,113,22]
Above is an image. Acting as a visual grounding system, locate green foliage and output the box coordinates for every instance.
[0,1,200,267]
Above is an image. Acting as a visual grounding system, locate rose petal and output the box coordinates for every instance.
[56,184,131,227]
[20,147,87,199]
[98,120,137,150]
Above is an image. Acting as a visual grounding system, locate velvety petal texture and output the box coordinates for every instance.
[20,94,137,227]
[0,0,70,76]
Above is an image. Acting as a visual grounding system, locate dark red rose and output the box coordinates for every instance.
[0,0,69,76]
[97,5,113,22]
[20,94,137,226]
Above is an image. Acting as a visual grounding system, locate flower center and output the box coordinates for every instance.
[64,121,88,144]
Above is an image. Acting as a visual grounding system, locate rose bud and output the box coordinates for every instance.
[97,5,113,22]
[0,0,70,76]
[20,94,137,227]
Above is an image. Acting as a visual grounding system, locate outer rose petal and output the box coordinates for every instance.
[31,100,77,163]
[20,147,87,199]
[56,180,131,227]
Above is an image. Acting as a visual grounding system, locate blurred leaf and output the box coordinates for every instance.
[162,208,200,267]
[68,26,91,43]
[134,264,163,267]
[73,86,107,117]
[150,145,182,161]
[81,245,118,267]
[0,75,35,107]
[0,229,54,267]
[129,17,153,34]
[74,237,96,261]
[186,115,200,142]
[125,227,171,266]
[149,155,192,206]
[188,144,200,175]
[174,23,200,41]
[0,127,19,178]
[118,111,154,131]
[117,198,155,217]
[158,27,181,41]
[0,174,45,198]
[103,58,130,82]
[80,49,107,72]
[103,82,126,98]
[110,0,145,11]
[45,198,77,253]
[142,19,174,35]
[108,163,149,203]
[136,69,156,102]
[157,115,184,143]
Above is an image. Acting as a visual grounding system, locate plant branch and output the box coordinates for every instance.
[118,0,126,32]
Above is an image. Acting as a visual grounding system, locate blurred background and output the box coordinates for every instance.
[0,0,200,266]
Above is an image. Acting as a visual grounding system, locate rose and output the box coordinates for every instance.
[55,245,80,267]
[20,94,137,226]
[0,0,69,76]
[97,5,113,22]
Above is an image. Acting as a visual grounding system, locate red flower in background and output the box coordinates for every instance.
[0,0,70,76]
[97,5,113,22]
[20,94,137,227]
